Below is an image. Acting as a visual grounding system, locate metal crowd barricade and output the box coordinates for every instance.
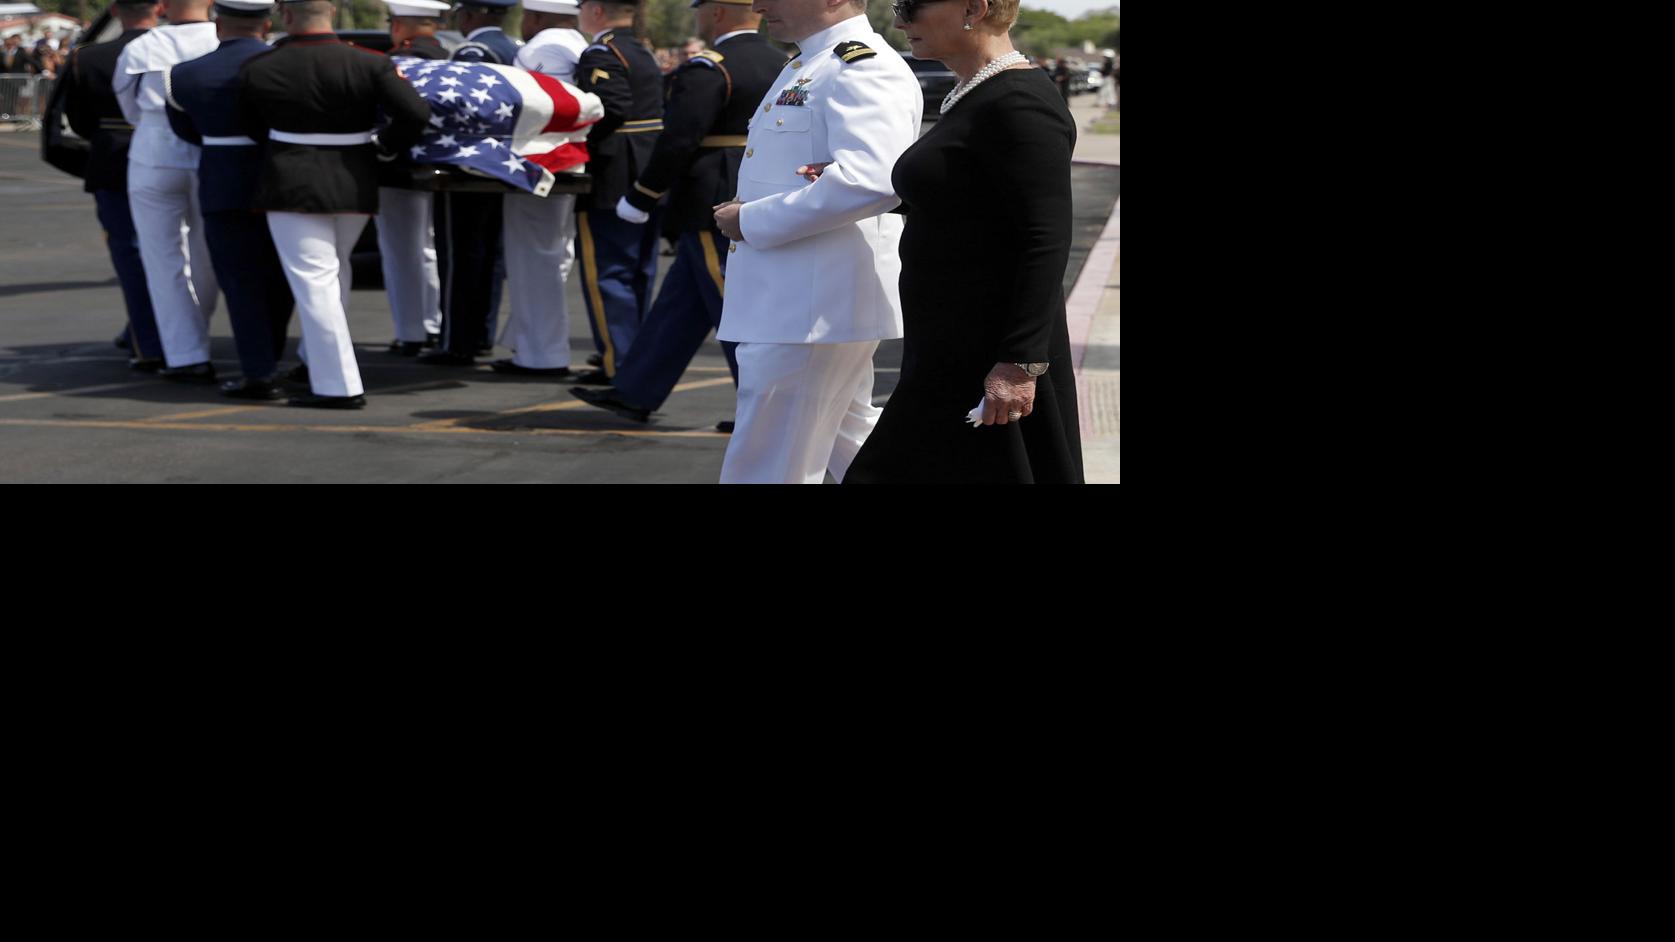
[1,75,53,129]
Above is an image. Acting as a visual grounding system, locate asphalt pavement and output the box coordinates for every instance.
[0,125,1118,483]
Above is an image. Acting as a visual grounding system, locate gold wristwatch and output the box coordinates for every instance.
[1014,362,1050,377]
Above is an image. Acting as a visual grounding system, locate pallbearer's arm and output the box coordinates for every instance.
[373,57,432,155]
[163,67,202,146]
[624,58,727,216]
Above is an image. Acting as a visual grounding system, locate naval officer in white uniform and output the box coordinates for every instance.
[494,0,593,375]
[114,0,221,381]
[713,0,921,483]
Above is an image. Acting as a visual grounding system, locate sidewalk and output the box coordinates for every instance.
[1069,96,1121,166]
[1066,97,1119,483]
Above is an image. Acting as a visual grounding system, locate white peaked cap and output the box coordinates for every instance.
[216,0,277,10]
[524,0,580,14]
[382,0,451,16]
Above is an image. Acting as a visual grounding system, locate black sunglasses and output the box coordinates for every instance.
[890,0,957,23]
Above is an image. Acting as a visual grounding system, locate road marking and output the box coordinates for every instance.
[0,417,729,439]
[408,376,736,431]
[0,380,157,403]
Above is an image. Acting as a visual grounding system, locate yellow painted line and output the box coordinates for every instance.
[0,418,728,439]
[137,405,263,423]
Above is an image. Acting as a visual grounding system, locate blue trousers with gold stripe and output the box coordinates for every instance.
[612,228,738,411]
[575,206,662,377]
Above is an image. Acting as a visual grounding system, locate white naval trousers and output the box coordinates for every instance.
[266,212,368,398]
[376,187,442,342]
[500,191,577,369]
[720,340,882,484]
[127,163,219,367]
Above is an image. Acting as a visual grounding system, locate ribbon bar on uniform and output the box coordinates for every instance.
[269,130,375,146]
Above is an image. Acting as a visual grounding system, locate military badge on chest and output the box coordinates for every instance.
[775,76,813,107]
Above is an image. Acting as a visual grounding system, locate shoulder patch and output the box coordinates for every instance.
[693,49,725,64]
[584,44,610,54]
[833,41,876,64]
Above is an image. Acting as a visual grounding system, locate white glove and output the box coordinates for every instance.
[615,196,650,225]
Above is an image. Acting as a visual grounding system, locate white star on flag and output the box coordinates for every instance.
[437,88,461,102]
[484,137,504,149]
[437,134,458,148]
[477,74,501,87]
[501,156,524,173]
[410,144,427,159]
[428,113,445,128]
[439,76,462,87]
[412,77,429,88]
[470,88,492,103]
[446,65,470,74]
[495,102,515,119]
[455,146,480,158]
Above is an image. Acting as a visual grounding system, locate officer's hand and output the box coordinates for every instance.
[615,196,650,225]
[796,162,831,182]
[713,199,745,242]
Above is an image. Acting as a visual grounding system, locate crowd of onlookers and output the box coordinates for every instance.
[2,29,80,79]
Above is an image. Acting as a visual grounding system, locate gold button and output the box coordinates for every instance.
[775,119,783,126]
[728,244,737,253]
[763,104,771,112]
[792,60,802,69]
[746,148,754,157]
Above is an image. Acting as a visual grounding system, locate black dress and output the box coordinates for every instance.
[845,68,1084,484]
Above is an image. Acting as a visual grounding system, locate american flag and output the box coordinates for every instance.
[392,56,603,197]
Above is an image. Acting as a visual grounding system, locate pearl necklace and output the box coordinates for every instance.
[940,52,1028,115]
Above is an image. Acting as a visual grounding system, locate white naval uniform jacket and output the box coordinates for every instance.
[113,22,218,170]
[718,14,922,346]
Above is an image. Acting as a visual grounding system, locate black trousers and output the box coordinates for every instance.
[203,210,293,380]
[433,191,503,355]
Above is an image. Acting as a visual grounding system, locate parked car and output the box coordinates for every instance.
[904,55,956,121]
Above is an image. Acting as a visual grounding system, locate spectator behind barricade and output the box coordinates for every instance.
[3,33,39,74]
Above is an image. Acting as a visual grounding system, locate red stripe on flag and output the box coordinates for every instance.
[527,69,583,133]
[527,142,589,174]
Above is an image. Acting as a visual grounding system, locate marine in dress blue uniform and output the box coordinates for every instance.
[165,0,295,399]
[59,0,162,369]
[570,0,782,422]
[421,0,522,366]
[568,0,664,383]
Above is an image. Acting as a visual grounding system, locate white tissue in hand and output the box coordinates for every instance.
[966,399,986,427]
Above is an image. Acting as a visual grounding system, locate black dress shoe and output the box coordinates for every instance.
[476,345,494,358]
[114,330,133,352]
[716,420,734,434]
[572,368,613,386]
[160,362,218,384]
[388,340,426,356]
[418,350,477,366]
[129,357,165,373]
[425,332,441,349]
[284,364,310,383]
[220,377,286,400]
[288,392,367,410]
[490,359,573,377]
[586,353,604,367]
[570,386,651,423]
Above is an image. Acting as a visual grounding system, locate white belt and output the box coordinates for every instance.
[269,130,374,146]
[202,135,258,147]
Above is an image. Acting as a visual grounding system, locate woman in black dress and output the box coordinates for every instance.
[841,0,1083,484]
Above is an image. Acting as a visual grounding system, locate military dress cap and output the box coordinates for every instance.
[214,0,276,8]
[383,0,450,15]
[454,0,518,8]
[523,0,579,13]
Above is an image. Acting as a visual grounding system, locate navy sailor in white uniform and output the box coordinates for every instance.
[712,0,921,483]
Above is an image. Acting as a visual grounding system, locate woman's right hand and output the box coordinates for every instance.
[795,161,831,182]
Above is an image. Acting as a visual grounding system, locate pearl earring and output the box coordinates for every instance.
[963,21,973,30]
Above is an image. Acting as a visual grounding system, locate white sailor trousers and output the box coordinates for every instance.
[501,190,577,369]
[375,187,441,342]
[127,163,218,366]
[266,212,368,398]
[720,340,882,484]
